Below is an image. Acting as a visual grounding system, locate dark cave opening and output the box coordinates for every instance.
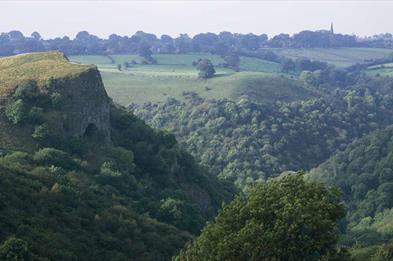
[83,123,98,138]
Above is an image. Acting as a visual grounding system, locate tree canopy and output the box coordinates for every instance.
[196,59,215,79]
[175,174,347,261]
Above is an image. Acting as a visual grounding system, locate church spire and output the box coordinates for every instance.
[330,22,334,35]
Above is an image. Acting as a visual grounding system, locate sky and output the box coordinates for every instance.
[0,0,392,39]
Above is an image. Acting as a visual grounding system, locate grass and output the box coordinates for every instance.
[0,51,95,96]
[69,53,281,73]
[69,53,288,105]
[366,62,393,77]
[99,70,312,105]
[67,49,393,106]
[269,48,393,68]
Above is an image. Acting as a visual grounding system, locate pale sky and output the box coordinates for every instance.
[0,0,392,39]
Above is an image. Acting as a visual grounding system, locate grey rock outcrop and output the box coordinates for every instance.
[59,68,111,142]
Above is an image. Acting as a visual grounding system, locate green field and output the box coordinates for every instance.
[269,47,393,67]
[69,54,286,105]
[69,49,391,106]
[366,62,393,77]
[69,53,281,73]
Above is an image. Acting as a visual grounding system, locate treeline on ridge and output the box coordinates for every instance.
[1,29,393,57]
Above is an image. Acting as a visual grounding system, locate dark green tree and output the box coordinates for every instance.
[138,42,157,64]
[5,99,27,124]
[197,59,215,79]
[223,53,240,71]
[13,80,39,101]
[0,237,32,261]
[175,174,345,261]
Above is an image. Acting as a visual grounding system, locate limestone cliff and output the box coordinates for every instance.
[0,51,111,147]
[53,67,111,142]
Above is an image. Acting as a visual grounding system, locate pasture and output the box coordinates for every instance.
[270,47,393,67]
[69,54,285,105]
[69,49,391,106]
[366,62,393,77]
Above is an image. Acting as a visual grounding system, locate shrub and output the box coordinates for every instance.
[100,161,122,178]
[0,237,32,261]
[33,148,76,170]
[28,106,44,124]
[5,99,28,124]
[13,80,39,101]
[197,59,215,79]
[32,124,50,141]
[50,92,64,109]
[108,147,135,174]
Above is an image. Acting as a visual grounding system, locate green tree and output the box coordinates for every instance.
[5,99,27,124]
[32,124,50,141]
[0,237,32,261]
[197,59,215,79]
[13,80,39,101]
[175,174,345,261]
[28,106,44,124]
[223,53,240,71]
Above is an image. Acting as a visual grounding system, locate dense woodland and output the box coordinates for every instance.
[3,26,393,259]
[175,174,348,261]
[1,29,393,57]
[309,125,393,246]
[133,77,393,188]
[0,78,234,260]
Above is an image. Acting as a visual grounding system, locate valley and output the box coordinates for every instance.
[1,13,393,259]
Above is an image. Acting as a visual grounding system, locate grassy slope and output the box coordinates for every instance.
[69,49,391,106]
[69,54,288,105]
[99,71,311,105]
[270,47,393,67]
[0,51,95,96]
[367,62,393,77]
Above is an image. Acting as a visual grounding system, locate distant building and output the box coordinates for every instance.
[330,22,334,35]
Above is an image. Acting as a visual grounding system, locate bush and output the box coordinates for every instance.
[107,147,135,174]
[5,99,28,124]
[13,80,39,101]
[32,124,50,141]
[373,242,393,260]
[33,148,77,170]
[197,59,215,79]
[0,237,32,261]
[28,107,44,124]
[50,92,64,109]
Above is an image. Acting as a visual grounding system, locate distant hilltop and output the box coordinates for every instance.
[0,28,393,57]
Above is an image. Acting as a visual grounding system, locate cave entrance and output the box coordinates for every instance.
[84,123,98,138]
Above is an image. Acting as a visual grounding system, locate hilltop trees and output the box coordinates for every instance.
[175,174,347,261]
[223,53,240,71]
[0,29,392,57]
[197,59,215,79]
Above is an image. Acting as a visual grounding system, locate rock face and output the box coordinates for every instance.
[0,51,112,145]
[59,68,111,142]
